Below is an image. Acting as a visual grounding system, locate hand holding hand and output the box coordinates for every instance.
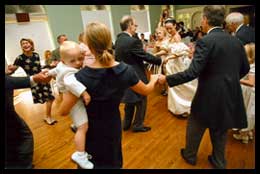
[6,65,17,74]
[163,58,169,64]
[32,70,52,83]
[158,74,167,85]
[50,60,59,67]
[150,74,159,84]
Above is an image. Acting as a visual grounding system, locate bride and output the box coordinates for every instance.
[163,18,197,118]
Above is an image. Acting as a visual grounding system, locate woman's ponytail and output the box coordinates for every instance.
[99,49,113,65]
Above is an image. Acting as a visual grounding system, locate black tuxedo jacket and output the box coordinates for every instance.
[115,32,161,102]
[5,75,31,128]
[236,24,255,45]
[5,75,34,168]
[166,28,250,129]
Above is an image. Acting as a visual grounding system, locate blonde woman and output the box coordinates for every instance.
[149,26,168,74]
[43,50,52,67]
[233,43,255,143]
[149,26,169,95]
[58,22,158,169]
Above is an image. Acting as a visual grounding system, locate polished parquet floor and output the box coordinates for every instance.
[13,85,255,169]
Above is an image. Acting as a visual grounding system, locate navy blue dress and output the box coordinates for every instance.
[75,62,139,169]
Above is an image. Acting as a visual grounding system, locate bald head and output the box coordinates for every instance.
[60,41,81,61]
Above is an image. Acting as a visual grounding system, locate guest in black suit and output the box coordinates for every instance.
[51,34,68,66]
[140,33,148,48]
[5,69,51,169]
[115,15,162,132]
[158,5,250,168]
[225,12,255,45]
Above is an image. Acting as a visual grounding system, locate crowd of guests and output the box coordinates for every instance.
[5,5,254,169]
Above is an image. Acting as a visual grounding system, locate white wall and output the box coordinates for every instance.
[131,10,151,40]
[176,6,205,30]
[5,21,55,65]
[81,10,115,42]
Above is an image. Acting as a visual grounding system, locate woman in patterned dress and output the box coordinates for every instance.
[8,38,56,125]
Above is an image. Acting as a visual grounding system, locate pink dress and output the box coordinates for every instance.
[79,42,95,67]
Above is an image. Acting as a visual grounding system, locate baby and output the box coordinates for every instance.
[48,41,93,169]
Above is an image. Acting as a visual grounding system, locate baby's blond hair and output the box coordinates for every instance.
[60,41,81,61]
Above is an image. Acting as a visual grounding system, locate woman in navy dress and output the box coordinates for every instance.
[9,38,56,125]
[58,22,158,168]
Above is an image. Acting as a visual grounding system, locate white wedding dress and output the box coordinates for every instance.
[240,63,255,131]
[165,42,197,115]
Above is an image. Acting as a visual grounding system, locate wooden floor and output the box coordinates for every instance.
[13,86,255,169]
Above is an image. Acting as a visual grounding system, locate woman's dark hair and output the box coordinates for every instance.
[192,30,205,42]
[162,9,169,18]
[164,17,176,25]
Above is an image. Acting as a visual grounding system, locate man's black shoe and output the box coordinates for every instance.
[122,122,131,131]
[123,126,131,131]
[132,126,151,132]
[208,155,224,169]
[180,148,196,165]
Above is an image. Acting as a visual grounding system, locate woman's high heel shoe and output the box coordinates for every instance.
[248,131,254,140]
[233,133,249,144]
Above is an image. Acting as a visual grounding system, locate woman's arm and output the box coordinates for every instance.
[6,65,19,75]
[240,74,255,87]
[57,91,78,116]
[164,49,190,64]
[163,54,179,64]
[130,74,158,96]
[154,49,167,57]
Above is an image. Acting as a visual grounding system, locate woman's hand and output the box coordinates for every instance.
[57,91,78,116]
[158,74,167,85]
[6,65,18,74]
[150,74,159,84]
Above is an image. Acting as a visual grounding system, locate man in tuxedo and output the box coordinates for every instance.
[225,12,255,45]
[115,15,162,132]
[5,69,51,169]
[50,34,68,66]
[158,5,249,168]
[140,33,148,47]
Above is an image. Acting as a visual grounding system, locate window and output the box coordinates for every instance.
[131,5,150,40]
[80,5,114,41]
